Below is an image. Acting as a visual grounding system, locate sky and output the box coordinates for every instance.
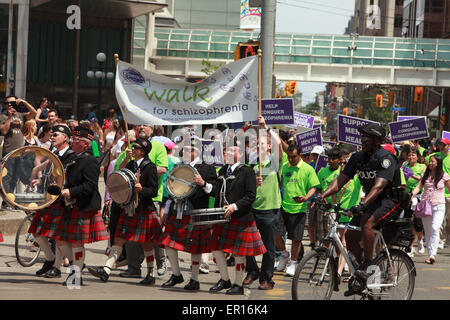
[275,0,356,105]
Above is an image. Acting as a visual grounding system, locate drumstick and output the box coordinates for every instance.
[114,53,131,151]
[136,168,140,207]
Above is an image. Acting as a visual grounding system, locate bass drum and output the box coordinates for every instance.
[166,163,198,201]
[106,168,137,206]
[0,146,65,211]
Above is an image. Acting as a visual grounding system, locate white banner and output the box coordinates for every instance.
[115,56,259,125]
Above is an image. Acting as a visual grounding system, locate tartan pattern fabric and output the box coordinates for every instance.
[115,209,162,243]
[159,215,212,254]
[54,207,109,243]
[27,202,63,238]
[209,218,267,257]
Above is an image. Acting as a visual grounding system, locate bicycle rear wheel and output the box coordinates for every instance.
[371,249,415,300]
[15,215,41,267]
[292,247,336,300]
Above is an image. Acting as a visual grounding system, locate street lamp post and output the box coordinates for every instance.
[87,52,114,117]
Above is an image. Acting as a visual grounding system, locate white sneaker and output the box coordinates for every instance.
[276,252,290,272]
[407,251,414,258]
[199,263,210,274]
[418,241,425,254]
[285,261,296,277]
[438,241,445,249]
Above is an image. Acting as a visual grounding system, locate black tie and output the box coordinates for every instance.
[133,161,139,173]
[227,166,232,177]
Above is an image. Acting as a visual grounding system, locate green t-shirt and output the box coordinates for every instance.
[403,162,425,193]
[317,165,340,206]
[281,160,320,214]
[252,156,282,211]
[162,156,181,198]
[426,152,450,197]
[337,175,361,223]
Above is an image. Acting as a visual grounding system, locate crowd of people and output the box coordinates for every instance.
[1,94,450,296]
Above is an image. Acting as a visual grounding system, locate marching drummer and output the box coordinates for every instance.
[88,137,162,285]
[28,124,77,278]
[54,126,109,286]
[159,142,218,291]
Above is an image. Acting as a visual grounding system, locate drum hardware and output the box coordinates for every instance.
[166,164,199,219]
[189,208,230,226]
[106,168,137,217]
[135,168,140,207]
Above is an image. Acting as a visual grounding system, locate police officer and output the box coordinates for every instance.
[319,123,403,295]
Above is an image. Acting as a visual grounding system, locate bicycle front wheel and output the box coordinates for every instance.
[292,247,336,300]
[371,249,415,300]
[15,215,41,267]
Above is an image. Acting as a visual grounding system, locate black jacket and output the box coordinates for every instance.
[66,149,102,211]
[126,157,158,212]
[212,164,256,222]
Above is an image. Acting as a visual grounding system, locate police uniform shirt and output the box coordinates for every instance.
[342,147,398,198]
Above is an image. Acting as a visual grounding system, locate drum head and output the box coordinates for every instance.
[166,164,198,200]
[0,146,65,210]
[106,168,136,205]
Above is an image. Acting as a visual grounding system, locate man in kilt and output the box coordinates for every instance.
[208,145,266,295]
[88,137,162,285]
[54,126,109,286]
[159,144,218,291]
[28,124,77,278]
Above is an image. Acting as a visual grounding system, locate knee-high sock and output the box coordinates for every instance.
[144,250,155,276]
[165,247,181,276]
[53,247,63,271]
[104,245,122,274]
[191,254,201,281]
[72,246,85,271]
[234,256,246,286]
[212,250,229,281]
[34,236,55,261]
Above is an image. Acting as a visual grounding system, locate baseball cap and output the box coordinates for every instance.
[164,140,176,150]
[311,145,325,155]
[121,129,137,142]
[87,112,98,123]
[381,143,397,155]
[439,138,450,145]
[357,123,386,138]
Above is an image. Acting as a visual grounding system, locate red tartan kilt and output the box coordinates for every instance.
[159,215,212,254]
[115,209,162,243]
[27,202,62,238]
[209,218,266,257]
[54,207,109,244]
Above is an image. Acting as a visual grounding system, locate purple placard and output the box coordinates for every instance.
[443,131,450,139]
[256,98,295,125]
[337,115,380,146]
[388,117,429,143]
[322,140,336,150]
[315,154,328,173]
[294,112,315,128]
[397,115,426,122]
[296,127,323,154]
[201,139,224,167]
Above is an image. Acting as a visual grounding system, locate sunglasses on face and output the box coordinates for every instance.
[132,144,143,150]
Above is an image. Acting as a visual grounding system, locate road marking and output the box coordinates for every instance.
[265,288,288,296]
[436,287,450,290]
[417,267,446,271]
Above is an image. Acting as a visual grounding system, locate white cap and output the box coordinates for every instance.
[311,145,325,155]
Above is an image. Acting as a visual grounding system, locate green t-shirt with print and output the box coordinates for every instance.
[281,160,320,214]
[252,156,282,211]
[337,175,361,223]
[317,165,340,206]
[403,162,425,193]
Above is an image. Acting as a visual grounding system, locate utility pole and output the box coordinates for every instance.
[6,0,14,97]
[260,0,275,99]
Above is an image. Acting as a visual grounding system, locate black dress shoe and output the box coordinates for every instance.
[119,270,142,278]
[43,267,61,278]
[184,279,200,291]
[162,274,184,287]
[226,284,244,295]
[88,266,110,282]
[140,274,156,286]
[36,260,55,276]
[209,279,232,293]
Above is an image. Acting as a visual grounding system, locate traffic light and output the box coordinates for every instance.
[323,117,327,123]
[290,81,297,95]
[357,105,363,116]
[388,91,395,106]
[414,86,423,102]
[343,107,348,115]
[234,41,260,60]
[376,94,383,108]
[284,81,291,96]
[275,89,281,99]
[441,115,446,126]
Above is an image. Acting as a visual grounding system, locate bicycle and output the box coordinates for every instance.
[15,211,41,267]
[291,202,416,300]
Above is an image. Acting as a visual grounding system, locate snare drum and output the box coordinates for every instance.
[106,168,137,205]
[190,208,229,226]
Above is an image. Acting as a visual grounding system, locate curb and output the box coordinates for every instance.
[0,210,26,236]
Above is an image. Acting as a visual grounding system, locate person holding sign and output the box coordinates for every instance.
[276,144,320,277]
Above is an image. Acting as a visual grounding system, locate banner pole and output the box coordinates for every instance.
[114,53,131,151]
[258,49,262,178]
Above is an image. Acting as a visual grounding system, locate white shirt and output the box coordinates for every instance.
[57,145,70,157]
